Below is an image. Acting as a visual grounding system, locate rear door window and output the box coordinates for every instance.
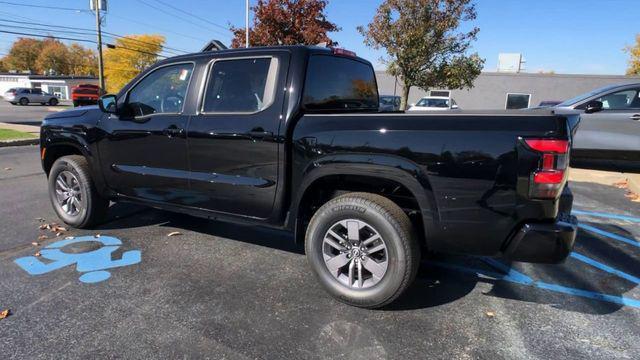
[303,55,378,111]
[202,57,279,113]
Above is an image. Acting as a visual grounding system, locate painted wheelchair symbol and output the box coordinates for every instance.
[15,236,141,283]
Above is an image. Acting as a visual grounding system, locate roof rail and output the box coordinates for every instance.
[201,40,228,52]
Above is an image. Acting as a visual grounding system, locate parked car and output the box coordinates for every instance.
[3,87,59,106]
[40,45,578,308]
[537,100,562,107]
[407,96,459,111]
[552,83,640,170]
[71,84,101,107]
[379,95,401,112]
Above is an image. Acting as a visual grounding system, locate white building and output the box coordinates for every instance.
[0,73,98,100]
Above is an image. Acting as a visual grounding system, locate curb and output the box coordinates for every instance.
[0,138,39,147]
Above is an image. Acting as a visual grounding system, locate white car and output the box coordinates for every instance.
[407,96,458,111]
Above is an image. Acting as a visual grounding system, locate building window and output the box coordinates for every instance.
[505,93,531,109]
[429,90,450,97]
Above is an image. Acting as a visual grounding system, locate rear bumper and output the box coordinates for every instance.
[504,213,577,263]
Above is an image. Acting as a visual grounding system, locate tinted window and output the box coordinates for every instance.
[506,94,530,109]
[202,58,277,113]
[32,89,42,94]
[128,63,193,117]
[303,55,378,111]
[595,88,640,110]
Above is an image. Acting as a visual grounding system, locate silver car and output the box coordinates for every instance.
[553,83,640,169]
[3,87,59,106]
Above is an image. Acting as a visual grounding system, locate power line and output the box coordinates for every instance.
[0,1,89,12]
[134,0,229,38]
[0,19,189,55]
[0,29,168,58]
[153,0,231,32]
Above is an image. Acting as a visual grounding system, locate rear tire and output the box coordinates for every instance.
[19,97,28,106]
[305,192,420,308]
[48,98,58,106]
[48,155,109,229]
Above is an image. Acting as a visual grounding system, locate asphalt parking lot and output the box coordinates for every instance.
[1,146,639,359]
[0,100,71,125]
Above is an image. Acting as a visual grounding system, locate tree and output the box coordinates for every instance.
[35,38,70,75]
[358,0,484,110]
[626,34,640,76]
[0,58,7,72]
[67,43,98,76]
[3,38,43,73]
[230,0,339,48]
[103,34,165,93]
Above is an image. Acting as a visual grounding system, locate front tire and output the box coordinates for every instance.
[48,155,109,228]
[305,192,420,308]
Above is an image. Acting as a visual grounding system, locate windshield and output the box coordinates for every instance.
[557,84,623,107]
[416,98,449,108]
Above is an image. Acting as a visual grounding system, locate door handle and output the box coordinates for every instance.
[247,130,273,139]
[162,126,184,137]
[631,114,640,121]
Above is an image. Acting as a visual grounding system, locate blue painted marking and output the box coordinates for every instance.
[570,252,640,284]
[79,270,111,283]
[572,210,640,223]
[578,223,640,248]
[14,236,141,283]
[426,259,640,309]
[535,282,640,308]
[481,258,534,285]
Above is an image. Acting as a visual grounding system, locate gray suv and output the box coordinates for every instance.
[3,87,59,106]
[553,83,640,170]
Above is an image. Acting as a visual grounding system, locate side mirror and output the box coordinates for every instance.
[98,94,118,114]
[584,100,603,114]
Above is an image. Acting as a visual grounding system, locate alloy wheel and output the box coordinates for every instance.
[54,171,83,216]
[322,219,389,289]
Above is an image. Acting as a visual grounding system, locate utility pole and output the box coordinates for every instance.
[93,0,105,92]
[245,0,249,48]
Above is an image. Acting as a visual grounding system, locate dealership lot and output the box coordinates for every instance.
[1,146,639,359]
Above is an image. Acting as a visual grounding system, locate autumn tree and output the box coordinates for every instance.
[359,0,484,110]
[103,34,165,93]
[0,58,7,72]
[3,38,43,72]
[626,34,640,76]
[230,0,339,48]
[35,38,70,75]
[68,43,98,76]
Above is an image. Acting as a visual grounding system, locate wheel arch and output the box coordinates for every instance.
[291,157,438,248]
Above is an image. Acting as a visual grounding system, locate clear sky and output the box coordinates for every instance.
[0,0,638,75]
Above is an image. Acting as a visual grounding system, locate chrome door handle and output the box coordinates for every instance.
[630,114,640,121]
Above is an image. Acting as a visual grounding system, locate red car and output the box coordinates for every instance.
[71,84,101,107]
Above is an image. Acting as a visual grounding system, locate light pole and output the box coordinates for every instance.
[245,0,249,48]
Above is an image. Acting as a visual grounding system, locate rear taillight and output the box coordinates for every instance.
[332,48,357,57]
[525,138,569,199]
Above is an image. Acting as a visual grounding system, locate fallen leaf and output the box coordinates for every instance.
[39,224,48,230]
[56,232,62,237]
[0,309,9,319]
[38,235,47,241]
[3,167,12,171]
[613,180,628,189]
[31,242,39,246]
[625,192,640,202]
[65,236,75,240]
[485,311,495,318]
[95,234,101,238]
[34,252,41,257]
[167,231,182,237]
[35,217,45,222]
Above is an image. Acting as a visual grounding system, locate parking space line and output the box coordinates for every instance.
[570,252,640,284]
[425,259,640,309]
[573,210,640,223]
[578,223,640,248]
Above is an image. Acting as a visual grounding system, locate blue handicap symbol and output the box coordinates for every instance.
[14,235,141,283]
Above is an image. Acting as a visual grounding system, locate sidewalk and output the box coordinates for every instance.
[570,167,640,197]
[0,122,40,147]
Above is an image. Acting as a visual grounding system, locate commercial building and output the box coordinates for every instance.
[376,71,640,110]
[0,73,98,100]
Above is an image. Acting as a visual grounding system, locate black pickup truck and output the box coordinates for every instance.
[40,45,578,308]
